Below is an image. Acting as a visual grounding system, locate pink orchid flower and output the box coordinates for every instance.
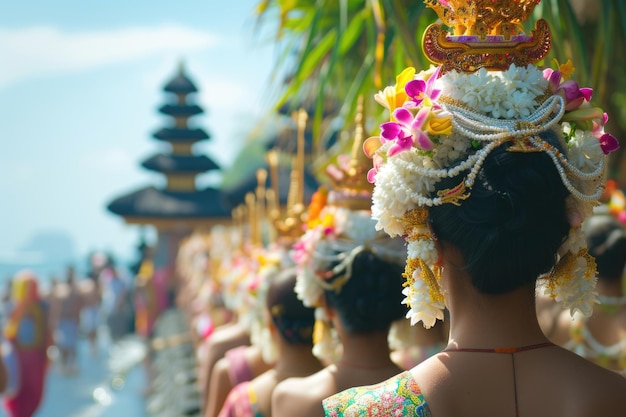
[366,153,384,184]
[291,240,308,264]
[248,276,261,292]
[325,154,351,182]
[591,112,620,155]
[405,66,442,108]
[363,136,383,183]
[592,112,610,137]
[380,107,433,156]
[543,68,593,111]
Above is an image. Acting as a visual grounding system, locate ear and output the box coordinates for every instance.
[320,296,336,320]
[434,241,443,267]
[263,309,276,334]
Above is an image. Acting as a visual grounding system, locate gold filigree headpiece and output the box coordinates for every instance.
[267,109,308,240]
[422,0,551,72]
[326,96,374,211]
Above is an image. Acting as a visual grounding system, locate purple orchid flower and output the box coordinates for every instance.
[543,68,561,90]
[543,68,593,111]
[380,107,433,156]
[599,133,620,155]
[405,66,442,108]
[559,80,593,111]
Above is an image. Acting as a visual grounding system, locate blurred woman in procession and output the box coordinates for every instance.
[2,270,51,417]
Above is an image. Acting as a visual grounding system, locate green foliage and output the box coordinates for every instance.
[255,0,626,178]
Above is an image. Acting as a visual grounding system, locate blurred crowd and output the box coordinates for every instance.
[0,249,149,417]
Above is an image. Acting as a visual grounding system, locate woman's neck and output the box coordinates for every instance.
[337,330,396,368]
[446,283,548,350]
[274,342,323,379]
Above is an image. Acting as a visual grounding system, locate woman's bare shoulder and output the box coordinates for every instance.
[271,369,335,417]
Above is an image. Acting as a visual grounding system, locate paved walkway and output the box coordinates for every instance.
[1,331,148,417]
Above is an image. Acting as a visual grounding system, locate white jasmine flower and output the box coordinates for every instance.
[407,240,438,265]
[402,272,445,328]
[295,267,324,307]
[568,130,603,171]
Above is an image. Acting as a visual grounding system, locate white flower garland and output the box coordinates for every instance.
[403,269,446,327]
[293,205,403,307]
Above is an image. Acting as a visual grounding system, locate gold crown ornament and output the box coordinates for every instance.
[266,109,309,241]
[422,0,551,72]
[326,96,375,211]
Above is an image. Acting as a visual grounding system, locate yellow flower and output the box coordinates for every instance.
[426,113,453,136]
[556,58,575,80]
[374,67,415,119]
[320,213,335,229]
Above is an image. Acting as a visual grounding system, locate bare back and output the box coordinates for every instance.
[412,345,626,417]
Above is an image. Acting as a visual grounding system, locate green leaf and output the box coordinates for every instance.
[338,9,366,55]
[296,28,337,82]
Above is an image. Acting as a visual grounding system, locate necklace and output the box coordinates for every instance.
[596,295,626,316]
[444,342,554,354]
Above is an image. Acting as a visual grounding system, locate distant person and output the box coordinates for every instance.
[79,276,101,356]
[0,340,9,395]
[43,277,59,305]
[3,270,51,417]
[49,266,83,375]
[100,266,128,343]
[0,279,14,328]
[134,251,160,339]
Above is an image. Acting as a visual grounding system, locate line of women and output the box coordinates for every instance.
[174,2,626,416]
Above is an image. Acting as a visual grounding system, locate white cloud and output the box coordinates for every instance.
[0,25,219,88]
[78,146,137,173]
[198,77,248,114]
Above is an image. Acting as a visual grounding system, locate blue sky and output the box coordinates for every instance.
[0,1,281,275]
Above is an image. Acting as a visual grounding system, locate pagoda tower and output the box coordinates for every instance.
[107,62,229,278]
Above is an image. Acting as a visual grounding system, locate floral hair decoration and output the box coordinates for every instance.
[366,0,620,328]
[292,102,407,361]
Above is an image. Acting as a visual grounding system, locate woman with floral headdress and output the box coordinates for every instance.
[323,2,626,416]
[270,178,408,417]
[217,267,322,417]
[2,270,51,417]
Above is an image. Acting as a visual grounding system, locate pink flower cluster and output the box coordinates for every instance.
[544,68,619,155]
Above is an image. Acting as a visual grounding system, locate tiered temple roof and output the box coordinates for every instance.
[107,63,229,225]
